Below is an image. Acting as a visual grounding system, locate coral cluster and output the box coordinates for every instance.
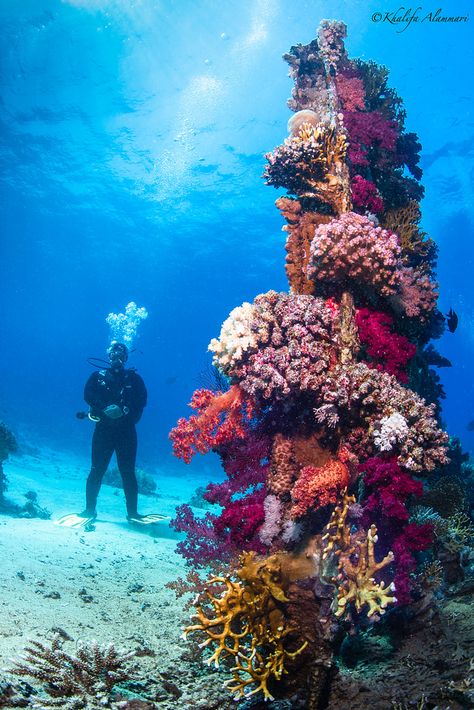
[308,211,401,297]
[183,551,309,701]
[290,456,350,517]
[9,636,136,708]
[264,123,350,212]
[318,363,448,472]
[356,308,416,382]
[208,290,339,402]
[276,196,331,294]
[171,432,270,566]
[333,524,396,618]
[169,385,254,463]
[169,19,462,707]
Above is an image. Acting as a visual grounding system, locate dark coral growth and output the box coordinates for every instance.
[0,422,50,519]
[0,421,18,500]
[168,19,469,707]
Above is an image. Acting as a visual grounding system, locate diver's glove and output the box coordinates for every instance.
[103,404,124,419]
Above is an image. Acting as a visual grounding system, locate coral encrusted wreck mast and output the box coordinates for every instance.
[169,20,449,707]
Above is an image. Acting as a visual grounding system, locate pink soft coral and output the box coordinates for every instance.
[343,110,398,167]
[394,266,438,321]
[335,74,366,112]
[350,175,385,214]
[308,212,401,297]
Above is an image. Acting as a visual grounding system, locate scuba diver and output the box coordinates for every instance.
[56,341,165,529]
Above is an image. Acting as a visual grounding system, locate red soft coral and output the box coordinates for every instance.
[351,175,385,214]
[343,110,399,167]
[205,432,270,507]
[356,308,416,383]
[213,488,267,554]
[170,504,223,568]
[169,385,254,463]
[391,523,433,603]
[360,457,431,604]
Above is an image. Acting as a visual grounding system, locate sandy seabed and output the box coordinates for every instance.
[0,448,234,709]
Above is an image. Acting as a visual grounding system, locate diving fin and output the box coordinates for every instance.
[127,513,169,525]
[55,513,97,529]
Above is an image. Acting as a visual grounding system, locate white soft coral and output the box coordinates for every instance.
[373,411,409,452]
[208,302,257,373]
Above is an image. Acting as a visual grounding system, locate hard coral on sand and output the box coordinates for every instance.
[9,636,136,709]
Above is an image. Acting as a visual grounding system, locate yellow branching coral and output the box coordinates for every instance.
[184,576,249,668]
[225,639,308,700]
[182,551,309,701]
[320,490,397,619]
[334,524,396,618]
[321,490,355,561]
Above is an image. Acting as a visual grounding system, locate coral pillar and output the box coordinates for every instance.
[171,17,449,710]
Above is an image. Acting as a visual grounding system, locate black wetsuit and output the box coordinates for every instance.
[83,366,147,517]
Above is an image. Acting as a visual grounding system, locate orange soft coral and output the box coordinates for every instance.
[276,197,331,295]
[169,385,254,464]
[291,458,350,518]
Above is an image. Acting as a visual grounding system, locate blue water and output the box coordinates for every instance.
[1,0,473,475]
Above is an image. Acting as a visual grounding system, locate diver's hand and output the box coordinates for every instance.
[103,404,123,419]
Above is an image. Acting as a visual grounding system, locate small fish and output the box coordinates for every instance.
[165,376,178,385]
[445,308,458,333]
[468,420,474,432]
